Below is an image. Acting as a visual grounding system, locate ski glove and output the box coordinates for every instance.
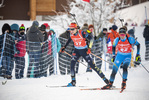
[60,47,65,53]
[111,55,115,62]
[87,48,91,54]
[135,54,141,65]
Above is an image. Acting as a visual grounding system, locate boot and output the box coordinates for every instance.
[67,76,76,87]
[121,79,127,90]
[67,80,76,87]
[101,81,113,89]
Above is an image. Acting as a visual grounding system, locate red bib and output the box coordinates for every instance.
[70,30,87,47]
[117,39,132,53]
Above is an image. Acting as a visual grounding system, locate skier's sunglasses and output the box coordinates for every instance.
[119,34,126,36]
[70,28,75,31]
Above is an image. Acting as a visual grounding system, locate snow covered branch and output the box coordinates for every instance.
[0,0,5,8]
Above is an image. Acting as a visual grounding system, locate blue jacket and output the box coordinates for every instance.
[51,30,61,57]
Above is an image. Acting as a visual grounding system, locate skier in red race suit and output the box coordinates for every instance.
[60,23,109,86]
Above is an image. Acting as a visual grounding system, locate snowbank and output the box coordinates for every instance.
[116,1,149,26]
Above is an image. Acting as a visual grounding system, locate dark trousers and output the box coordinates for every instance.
[145,41,149,60]
[70,48,105,79]
[1,56,14,76]
[15,57,25,79]
[27,51,41,78]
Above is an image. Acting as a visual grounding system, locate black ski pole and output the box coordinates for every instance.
[91,53,122,78]
[139,62,149,74]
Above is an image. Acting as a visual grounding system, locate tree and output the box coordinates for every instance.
[46,0,121,35]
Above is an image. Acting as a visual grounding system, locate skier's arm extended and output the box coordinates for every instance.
[60,37,72,53]
[64,37,72,48]
[128,37,140,55]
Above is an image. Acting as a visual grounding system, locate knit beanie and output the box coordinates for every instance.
[112,25,118,31]
[103,28,107,31]
[39,24,46,31]
[88,24,94,29]
[11,23,19,31]
[32,20,39,27]
[43,23,50,28]
[19,24,25,31]
[2,23,11,34]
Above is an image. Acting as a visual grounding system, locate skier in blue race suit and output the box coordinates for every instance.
[102,27,141,91]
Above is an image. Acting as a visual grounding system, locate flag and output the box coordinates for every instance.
[107,38,112,54]
[83,0,90,3]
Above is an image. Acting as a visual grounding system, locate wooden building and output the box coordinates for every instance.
[0,0,148,20]
[0,0,69,20]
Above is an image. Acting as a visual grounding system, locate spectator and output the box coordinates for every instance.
[43,23,50,36]
[39,24,48,77]
[26,20,44,78]
[49,29,61,75]
[107,25,119,69]
[59,28,70,39]
[0,23,15,79]
[143,24,149,61]
[14,24,26,79]
[81,23,88,32]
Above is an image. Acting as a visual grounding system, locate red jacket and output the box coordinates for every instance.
[48,34,52,55]
[107,29,119,54]
[14,41,26,57]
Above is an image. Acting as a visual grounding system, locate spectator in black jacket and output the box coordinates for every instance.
[26,21,44,78]
[0,23,15,79]
[143,25,149,61]
[39,24,48,77]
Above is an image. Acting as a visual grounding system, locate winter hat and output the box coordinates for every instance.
[112,25,118,31]
[103,28,107,31]
[128,29,135,38]
[69,23,77,28]
[88,24,94,29]
[81,23,88,31]
[2,23,11,34]
[39,24,46,31]
[11,23,19,31]
[43,23,50,28]
[19,24,25,31]
[32,20,39,27]
[50,29,55,34]
[119,27,126,34]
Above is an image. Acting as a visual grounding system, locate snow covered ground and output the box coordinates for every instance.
[0,61,149,100]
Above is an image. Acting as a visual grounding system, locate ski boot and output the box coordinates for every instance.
[67,80,76,87]
[101,81,113,89]
[86,67,92,72]
[121,79,127,90]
